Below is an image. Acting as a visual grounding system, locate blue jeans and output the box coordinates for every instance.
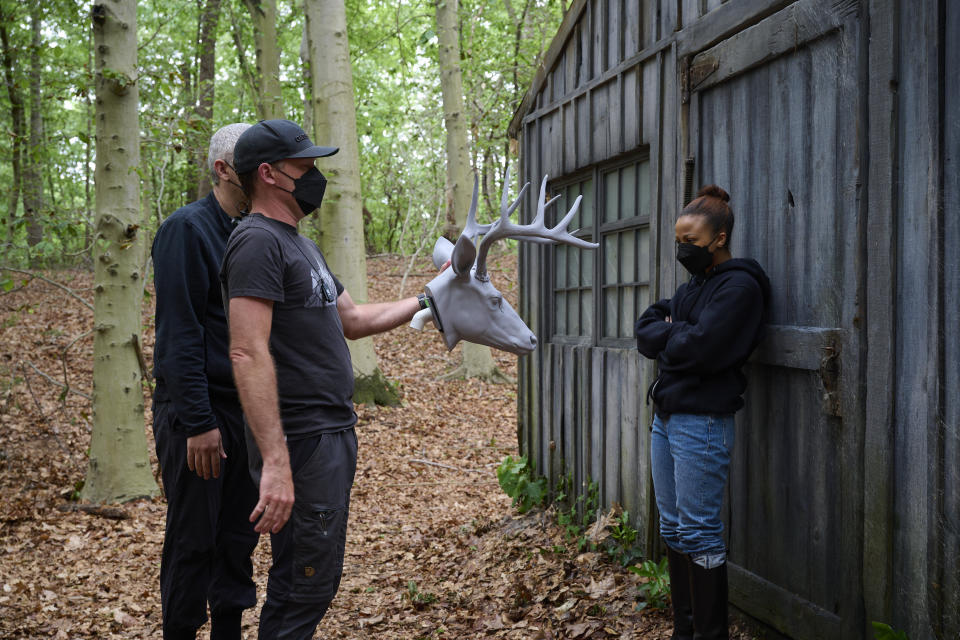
[651,412,734,565]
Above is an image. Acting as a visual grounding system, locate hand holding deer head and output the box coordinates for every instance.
[410,167,598,355]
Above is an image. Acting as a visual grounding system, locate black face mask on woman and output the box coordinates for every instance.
[276,166,328,215]
[676,236,717,275]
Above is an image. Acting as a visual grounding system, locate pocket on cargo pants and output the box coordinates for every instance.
[290,502,347,602]
[287,430,357,604]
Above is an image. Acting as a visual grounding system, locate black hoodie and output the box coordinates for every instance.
[634,258,771,416]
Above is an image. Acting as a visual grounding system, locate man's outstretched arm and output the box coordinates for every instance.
[336,289,420,340]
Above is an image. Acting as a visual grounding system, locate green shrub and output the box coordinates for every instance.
[496,455,547,513]
[629,557,670,610]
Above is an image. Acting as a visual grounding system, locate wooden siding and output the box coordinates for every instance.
[513,1,959,639]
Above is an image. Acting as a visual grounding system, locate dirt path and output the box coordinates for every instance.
[0,255,755,639]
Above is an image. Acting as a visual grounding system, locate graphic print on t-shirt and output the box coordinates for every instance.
[301,241,337,308]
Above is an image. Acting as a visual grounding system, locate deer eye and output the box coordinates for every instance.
[489,296,503,310]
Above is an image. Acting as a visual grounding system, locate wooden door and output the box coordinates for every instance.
[678,1,864,638]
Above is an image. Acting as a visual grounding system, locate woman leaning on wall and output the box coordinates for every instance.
[635,185,771,640]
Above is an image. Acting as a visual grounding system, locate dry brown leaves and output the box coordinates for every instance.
[0,254,755,639]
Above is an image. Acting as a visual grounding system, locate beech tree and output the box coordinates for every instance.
[243,0,282,119]
[304,0,398,404]
[82,0,157,503]
[435,0,507,382]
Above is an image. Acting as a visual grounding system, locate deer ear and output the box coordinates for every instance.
[432,237,455,269]
[450,235,476,277]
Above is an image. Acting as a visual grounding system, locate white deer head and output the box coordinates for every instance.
[410,168,598,355]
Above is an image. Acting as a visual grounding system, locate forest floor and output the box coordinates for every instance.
[0,253,759,639]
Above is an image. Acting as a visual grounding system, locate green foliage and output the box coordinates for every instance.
[629,557,670,611]
[496,455,547,514]
[872,622,909,640]
[604,510,644,567]
[405,580,437,608]
[555,475,600,551]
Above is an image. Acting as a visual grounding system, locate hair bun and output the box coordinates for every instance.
[697,184,730,202]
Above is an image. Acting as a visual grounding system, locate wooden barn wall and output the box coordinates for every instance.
[886,0,960,637]
[514,1,959,638]
[940,3,960,636]
[682,2,863,637]
[516,0,678,557]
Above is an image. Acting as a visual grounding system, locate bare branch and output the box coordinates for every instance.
[25,360,92,400]
[408,458,484,474]
[0,267,94,311]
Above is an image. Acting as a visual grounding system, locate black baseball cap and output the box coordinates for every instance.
[233,119,338,173]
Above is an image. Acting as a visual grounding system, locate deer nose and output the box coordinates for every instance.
[529,333,538,347]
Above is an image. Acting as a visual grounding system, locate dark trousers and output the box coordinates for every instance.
[247,428,357,640]
[153,400,260,640]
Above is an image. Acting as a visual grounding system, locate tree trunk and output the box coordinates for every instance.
[195,0,221,198]
[0,12,23,239]
[22,6,43,248]
[83,0,157,503]
[304,0,398,405]
[435,0,508,383]
[243,0,283,120]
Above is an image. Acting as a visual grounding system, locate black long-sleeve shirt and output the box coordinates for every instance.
[152,192,239,436]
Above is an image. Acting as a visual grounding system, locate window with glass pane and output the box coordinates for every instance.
[551,178,594,338]
[600,160,651,340]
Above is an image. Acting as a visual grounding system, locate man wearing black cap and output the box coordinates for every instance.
[220,119,427,638]
[152,123,260,640]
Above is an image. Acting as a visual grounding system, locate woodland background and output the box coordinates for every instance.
[0,1,765,637]
[0,0,566,266]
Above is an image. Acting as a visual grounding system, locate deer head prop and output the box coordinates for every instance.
[410,168,598,355]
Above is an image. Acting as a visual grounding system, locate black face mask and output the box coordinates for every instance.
[676,237,717,275]
[276,166,328,215]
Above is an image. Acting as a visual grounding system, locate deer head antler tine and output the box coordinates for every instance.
[500,165,513,215]
[555,194,582,230]
[460,174,490,243]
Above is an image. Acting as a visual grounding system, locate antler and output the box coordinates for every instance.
[474,171,598,281]
[460,175,494,244]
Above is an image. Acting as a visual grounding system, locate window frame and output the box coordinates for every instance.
[547,149,652,348]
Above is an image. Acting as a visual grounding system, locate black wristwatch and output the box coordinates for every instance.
[417,293,429,310]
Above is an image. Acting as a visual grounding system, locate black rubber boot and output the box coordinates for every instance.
[690,560,729,640]
[666,547,694,639]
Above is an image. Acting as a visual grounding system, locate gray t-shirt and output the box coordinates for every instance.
[220,213,356,439]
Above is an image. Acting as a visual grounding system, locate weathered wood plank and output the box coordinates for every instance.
[610,75,623,157]
[592,0,605,79]
[623,0,640,58]
[623,66,640,150]
[593,349,609,505]
[658,0,677,43]
[577,346,593,498]
[747,323,845,373]
[563,101,577,175]
[687,0,857,95]
[552,344,566,489]
[602,350,620,508]
[681,0,700,30]
[729,563,843,640]
[676,0,795,56]
[591,82,611,163]
[940,5,960,637]
[861,0,897,627]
